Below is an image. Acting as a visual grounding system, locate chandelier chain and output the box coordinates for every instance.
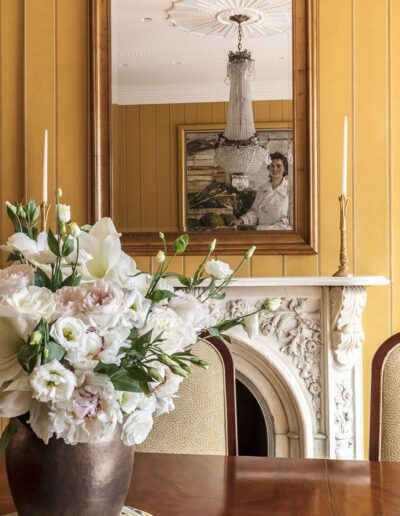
[237,22,243,52]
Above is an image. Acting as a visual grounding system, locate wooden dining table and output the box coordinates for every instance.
[1,453,399,515]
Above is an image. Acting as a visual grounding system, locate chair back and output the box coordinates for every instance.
[136,336,237,456]
[370,332,400,461]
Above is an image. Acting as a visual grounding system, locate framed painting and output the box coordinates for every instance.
[179,123,294,234]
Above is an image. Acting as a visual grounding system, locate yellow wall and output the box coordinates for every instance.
[112,100,293,232]
[0,0,399,456]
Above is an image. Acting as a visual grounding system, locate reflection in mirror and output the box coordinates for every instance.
[111,0,293,235]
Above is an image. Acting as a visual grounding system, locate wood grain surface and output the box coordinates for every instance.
[1,453,400,515]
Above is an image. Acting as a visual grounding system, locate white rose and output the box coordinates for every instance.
[57,204,71,224]
[205,259,233,280]
[54,286,85,318]
[144,307,196,354]
[66,331,103,370]
[263,297,282,312]
[122,410,154,445]
[30,360,76,403]
[169,291,209,332]
[118,391,144,414]
[82,279,124,328]
[0,264,34,296]
[51,371,122,445]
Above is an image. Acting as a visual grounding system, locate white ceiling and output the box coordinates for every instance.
[112,0,293,105]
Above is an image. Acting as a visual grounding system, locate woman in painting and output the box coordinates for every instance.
[230,152,292,231]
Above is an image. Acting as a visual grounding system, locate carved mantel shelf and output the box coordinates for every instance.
[199,275,388,460]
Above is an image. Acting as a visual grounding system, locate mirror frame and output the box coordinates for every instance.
[89,0,318,256]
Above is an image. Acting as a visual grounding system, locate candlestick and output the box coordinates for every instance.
[40,202,50,232]
[333,194,352,277]
[342,115,348,197]
[43,129,48,203]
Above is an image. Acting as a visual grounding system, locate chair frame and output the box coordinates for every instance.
[369,332,400,461]
[201,335,238,456]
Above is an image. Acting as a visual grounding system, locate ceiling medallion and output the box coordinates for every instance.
[168,0,291,38]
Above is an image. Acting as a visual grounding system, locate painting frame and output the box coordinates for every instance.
[179,122,295,235]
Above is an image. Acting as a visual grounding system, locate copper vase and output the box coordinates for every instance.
[6,420,134,516]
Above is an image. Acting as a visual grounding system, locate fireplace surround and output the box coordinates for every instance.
[211,276,388,459]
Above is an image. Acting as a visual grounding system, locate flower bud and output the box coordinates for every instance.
[244,246,256,260]
[68,222,81,238]
[262,297,282,312]
[159,232,165,240]
[16,207,26,219]
[156,250,166,263]
[57,204,71,224]
[43,348,49,359]
[158,354,176,367]
[30,331,43,346]
[209,238,217,253]
[5,201,17,214]
[169,365,188,378]
[147,367,164,382]
[56,188,63,199]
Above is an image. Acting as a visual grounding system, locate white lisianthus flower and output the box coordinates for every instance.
[98,326,130,366]
[0,232,56,264]
[54,286,86,318]
[155,250,165,264]
[79,218,122,280]
[123,289,151,328]
[0,264,34,296]
[143,307,196,354]
[122,410,154,446]
[50,316,88,350]
[205,259,233,280]
[30,360,76,403]
[263,298,282,312]
[82,279,124,328]
[51,372,122,445]
[118,391,144,414]
[243,312,259,339]
[69,222,81,238]
[169,291,210,332]
[153,368,184,416]
[57,204,71,224]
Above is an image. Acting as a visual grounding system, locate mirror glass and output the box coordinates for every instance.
[111,0,293,235]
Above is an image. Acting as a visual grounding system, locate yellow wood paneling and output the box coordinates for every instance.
[140,105,157,231]
[169,104,184,231]
[155,104,171,232]
[390,0,400,332]
[252,256,284,277]
[126,105,141,231]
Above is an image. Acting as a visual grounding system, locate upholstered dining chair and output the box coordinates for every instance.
[136,336,237,456]
[370,332,400,461]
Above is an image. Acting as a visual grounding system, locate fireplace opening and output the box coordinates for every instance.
[235,379,268,456]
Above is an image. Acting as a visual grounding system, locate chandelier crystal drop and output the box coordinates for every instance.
[215,16,267,177]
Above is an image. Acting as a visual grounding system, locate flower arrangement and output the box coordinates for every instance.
[0,191,279,451]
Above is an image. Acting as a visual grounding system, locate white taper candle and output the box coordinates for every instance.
[43,129,48,203]
[342,115,348,197]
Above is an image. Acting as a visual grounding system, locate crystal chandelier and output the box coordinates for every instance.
[215,15,267,179]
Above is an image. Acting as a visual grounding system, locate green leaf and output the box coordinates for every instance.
[32,206,41,222]
[0,419,17,456]
[6,205,21,233]
[128,328,139,341]
[44,340,65,363]
[131,329,153,353]
[110,370,142,393]
[173,234,189,254]
[95,362,120,376]
[126,366,154,382]
[61,236,75,258]
[34,268,53,290]
[7,252,22,263]
[18,344,39,373]
[148,289,176,303]
[47,229,61,257]
[61,272,81,288]
[207,327,220,337]
[220,334,232,344]
[210,291,226,300]
[80,224,92,233]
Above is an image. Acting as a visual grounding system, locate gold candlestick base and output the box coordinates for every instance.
[40,202,50,232]
[333,194,353,278]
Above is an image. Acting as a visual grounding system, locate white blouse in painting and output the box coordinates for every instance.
[240,177,292,230]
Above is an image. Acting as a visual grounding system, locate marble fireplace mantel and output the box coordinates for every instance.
[203,276,389,460]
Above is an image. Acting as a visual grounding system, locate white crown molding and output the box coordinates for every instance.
[115,80,292,105]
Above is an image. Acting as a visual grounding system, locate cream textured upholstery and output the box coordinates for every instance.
[380,343,400,461]
[136,339,230,455]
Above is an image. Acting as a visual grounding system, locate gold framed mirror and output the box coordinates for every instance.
[89,0,317,255]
